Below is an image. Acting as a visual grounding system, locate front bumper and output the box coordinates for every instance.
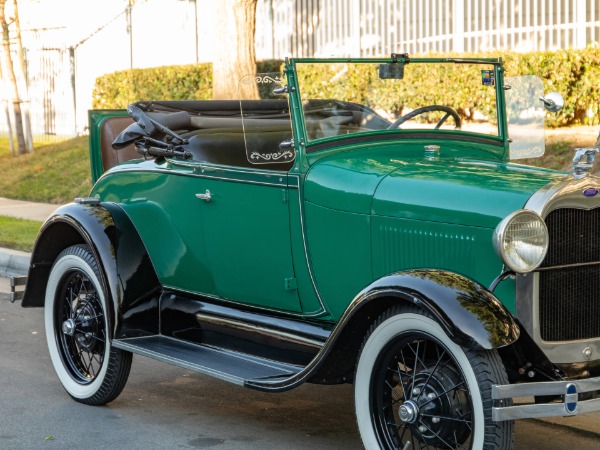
[492,375,600,421]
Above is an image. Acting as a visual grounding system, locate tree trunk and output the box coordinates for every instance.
[0,0,26,155]
[11,0,32,153]
[0,62,15,156]
[595,131,600,149]
[212,0,259,100]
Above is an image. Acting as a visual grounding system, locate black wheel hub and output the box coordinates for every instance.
[405,367,471,446]
[55,270,106,384]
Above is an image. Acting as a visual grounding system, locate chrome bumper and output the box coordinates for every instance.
[1,276,27,303]
[492,376,600,421]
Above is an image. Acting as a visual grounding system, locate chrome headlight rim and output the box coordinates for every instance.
[493,209,549,274]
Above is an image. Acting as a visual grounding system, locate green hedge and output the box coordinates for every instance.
[92,63,213,109]
[93,50,600,126]
[92,60,283,109]
[501,47,600,126]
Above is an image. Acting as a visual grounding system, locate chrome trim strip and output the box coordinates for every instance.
[107,166,290,188]
[518,175,600,364]
[162,286,328,319]
[525,175,600,216]
[535,260,600,271]
[492,376,600,421]
[195,312,324,349]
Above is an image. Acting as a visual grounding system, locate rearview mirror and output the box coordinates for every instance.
[379,63,405,80]
[539,92,564,113]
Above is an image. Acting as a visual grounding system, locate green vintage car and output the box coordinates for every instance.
[9,55,600,449]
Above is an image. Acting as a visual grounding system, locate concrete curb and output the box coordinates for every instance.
[0,247,31,277]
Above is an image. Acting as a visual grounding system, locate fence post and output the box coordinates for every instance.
[575,0,587,48]
[453,0,465,52]
[351,0,362,56]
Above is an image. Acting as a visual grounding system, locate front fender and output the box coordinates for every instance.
[22,201,161,338]
[247,269,520,391]
[352,269,519,350]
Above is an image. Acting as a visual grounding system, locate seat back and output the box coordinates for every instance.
[99,117,139,172]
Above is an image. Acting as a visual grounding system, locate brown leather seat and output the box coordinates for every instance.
[100,117,140,172]
[101,118,294,173]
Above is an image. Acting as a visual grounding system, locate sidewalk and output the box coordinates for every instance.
[0,196,54,275]
[0,196,57,222]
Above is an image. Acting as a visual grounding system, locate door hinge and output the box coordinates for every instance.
[281,189,288,203]
[284,277,297,291]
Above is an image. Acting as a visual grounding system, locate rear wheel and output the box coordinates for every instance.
[355,308,514,449]
[45,245,132,405]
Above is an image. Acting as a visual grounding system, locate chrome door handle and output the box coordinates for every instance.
[195,190,211,202]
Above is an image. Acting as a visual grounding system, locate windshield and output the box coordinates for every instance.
[505,76,545,159]
[294,60,500,145]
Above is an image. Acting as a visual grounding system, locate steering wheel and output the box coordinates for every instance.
[387,105,461,129]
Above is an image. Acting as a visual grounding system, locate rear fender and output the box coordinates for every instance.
[22,202,161,338]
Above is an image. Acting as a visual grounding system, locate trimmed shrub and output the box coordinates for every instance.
[92,63,213,109]
[93,48,600,126]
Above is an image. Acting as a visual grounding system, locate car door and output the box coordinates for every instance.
[197,166,301,312]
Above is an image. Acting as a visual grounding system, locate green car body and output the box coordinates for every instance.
[16,56,600,449]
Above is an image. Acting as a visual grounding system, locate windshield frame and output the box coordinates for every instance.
[284,56,509,162]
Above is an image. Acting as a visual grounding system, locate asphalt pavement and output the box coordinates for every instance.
[0,283,599,449]
[1,197,600,447]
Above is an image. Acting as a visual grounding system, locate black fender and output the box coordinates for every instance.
[22,201,161,338]
[248,269,520,391]
[349,269,520,350]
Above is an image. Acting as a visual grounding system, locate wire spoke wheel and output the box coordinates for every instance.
[55,270,106,384]
[372,333,473,449]
[45,245,132,405]
[355,309,514,450]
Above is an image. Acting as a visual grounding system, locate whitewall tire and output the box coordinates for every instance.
[355,308,514,449]
[45,245,132,405]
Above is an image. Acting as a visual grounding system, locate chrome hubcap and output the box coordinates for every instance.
[62,318,76,336]
[399,400,419,424]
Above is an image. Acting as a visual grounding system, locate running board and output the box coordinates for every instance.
[113,335,303,386]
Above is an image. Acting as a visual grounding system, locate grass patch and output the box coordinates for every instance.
[0,215,42,252]
[522,127,598,172]
[0,136,91,204]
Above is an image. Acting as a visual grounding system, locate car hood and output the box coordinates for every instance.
[305,151,567,228]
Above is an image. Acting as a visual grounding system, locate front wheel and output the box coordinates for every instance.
[45,245,132,405]
[355,309,514,449]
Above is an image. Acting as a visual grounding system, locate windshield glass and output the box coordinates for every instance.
[294,60,500,144]
[505,76,545,159]
[239,73,295,166]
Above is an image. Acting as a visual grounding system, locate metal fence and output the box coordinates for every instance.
[1,29,75,145]
[2,0,600,144]
[256,0,600,58]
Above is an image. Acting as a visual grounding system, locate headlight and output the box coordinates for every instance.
[493,210,548,273]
